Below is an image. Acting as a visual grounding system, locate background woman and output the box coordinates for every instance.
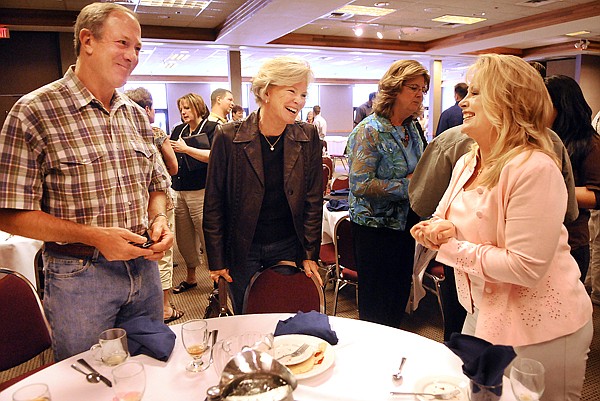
[411,55,592,401]
[347,59,429,327]
[169,93,219,294]
[203,56,323,314]
[544,75,600,281]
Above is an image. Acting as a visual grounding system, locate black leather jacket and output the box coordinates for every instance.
[203,111,323,271]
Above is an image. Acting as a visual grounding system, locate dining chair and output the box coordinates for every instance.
[331,174,350,191]
[242,263,325,314]
[322,164,331,196]
[332,216,359,315]
[322,156,334,179]
[0,268,53,391]
[422,261,446,325]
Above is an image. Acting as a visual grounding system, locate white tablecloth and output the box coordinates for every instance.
[0,231,43,289]
[322,206,348,245]
[0,313,516,401]
[325,135,348,156]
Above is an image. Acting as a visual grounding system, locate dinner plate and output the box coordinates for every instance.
[413,375,468,401]
[273,334,335,380]
[272,340,315,365]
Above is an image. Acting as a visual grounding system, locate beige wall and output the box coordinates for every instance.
[318,85,353,134]
[580,55,600,115]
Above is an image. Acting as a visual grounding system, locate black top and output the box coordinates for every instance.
[252,134,296,244]
[170,120,218,191]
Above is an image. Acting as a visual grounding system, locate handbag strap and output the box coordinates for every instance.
[218,276,231,316]
[181,119,208,138]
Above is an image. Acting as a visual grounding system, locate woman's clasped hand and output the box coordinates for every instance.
[410,219,456,250]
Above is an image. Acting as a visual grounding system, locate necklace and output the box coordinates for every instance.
[262,134,283,151]
[398,126,410,147]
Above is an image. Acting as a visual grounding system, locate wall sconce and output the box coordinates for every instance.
[574,39,589,50]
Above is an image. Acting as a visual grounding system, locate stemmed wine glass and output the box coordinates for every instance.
[112,362,146,401]
[181,319,211,372]
[509,357,545,401]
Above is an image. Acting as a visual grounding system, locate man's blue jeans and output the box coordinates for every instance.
[43,250,162,361]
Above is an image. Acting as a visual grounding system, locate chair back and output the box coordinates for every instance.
[331,174,349,191]
[334,217,357,275]
[322,156,334,178]
[322,164,331,196]
[0,268,52,370]
[243,263,325,314]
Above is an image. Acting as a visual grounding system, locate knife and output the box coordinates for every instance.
[209,329,219,365]
[77,358,113,387]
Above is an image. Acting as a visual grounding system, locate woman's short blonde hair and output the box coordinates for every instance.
[177,93,208,120]
[372,60,430,120]
[465,54,557,187]
[250,56,314,106]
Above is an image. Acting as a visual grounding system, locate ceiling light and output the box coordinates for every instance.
[574,39,590,50]
[377,31,383,39]
[337,5,396,17]
[566,30,591,37]
[353,26,364,37]
[138,0,209,9]
[432,15,487,25]
[374,2,390,6]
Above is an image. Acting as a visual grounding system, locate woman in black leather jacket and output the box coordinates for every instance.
[203,56,323,313]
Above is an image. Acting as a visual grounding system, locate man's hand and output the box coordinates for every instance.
[302,260,323,287]
[144,214,174,261]
[210,269,233,283]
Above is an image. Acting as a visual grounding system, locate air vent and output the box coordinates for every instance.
[516,0,558,7]
[322,12,354,20]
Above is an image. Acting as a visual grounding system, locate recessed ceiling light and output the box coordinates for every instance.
[376,31,383,39]
[336,5,396,17]
[565,30,591,36]
[374,2,390,6]
[353,26,364,37]
[432,15,487,25]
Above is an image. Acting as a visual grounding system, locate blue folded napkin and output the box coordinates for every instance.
[118,316,176,362]
[329,188,350,197]
[274,311,339,345]
[326,199,349,212]
[445,333,516,392]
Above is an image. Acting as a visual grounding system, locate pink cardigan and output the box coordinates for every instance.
[435,150,592,346]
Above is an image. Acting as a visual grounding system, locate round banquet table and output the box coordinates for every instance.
[0,314,516,401]
[0,231,42,289]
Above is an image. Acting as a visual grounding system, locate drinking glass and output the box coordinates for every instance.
[509,357,545,401]
[181,319,210,372]
[112,361,146,401]
[212,332,273,377]
[90,328,129,366]
[12,383,52,401]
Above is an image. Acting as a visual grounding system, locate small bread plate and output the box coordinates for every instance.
[273,334,334,380]
[413,375,468,401]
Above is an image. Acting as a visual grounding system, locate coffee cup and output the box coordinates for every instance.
[91,328,129,366]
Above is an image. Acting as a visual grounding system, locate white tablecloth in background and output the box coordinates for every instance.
[325,135,348,156]
[0,313,516,401]
[322,206,348,245]
[0,231,43,289]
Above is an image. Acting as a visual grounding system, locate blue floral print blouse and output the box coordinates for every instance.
[347,113,424,230]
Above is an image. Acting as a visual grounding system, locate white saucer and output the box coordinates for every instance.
[413,375,468,401]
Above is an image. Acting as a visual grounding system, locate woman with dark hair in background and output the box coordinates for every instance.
[545,75,600,281]
[169,93,219,294]
[347,59,430,328]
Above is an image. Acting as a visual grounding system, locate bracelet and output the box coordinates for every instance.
[149,212,168,227]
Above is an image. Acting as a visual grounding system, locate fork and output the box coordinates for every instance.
[390,389,461,400]
[276,343,309,361]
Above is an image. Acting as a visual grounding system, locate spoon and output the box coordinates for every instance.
[209,329,219,365]
[71,363,101,384]
[392,357,407,383]
[390,389,461,400]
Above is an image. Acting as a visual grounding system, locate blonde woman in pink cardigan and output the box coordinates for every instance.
[411,54,592,401]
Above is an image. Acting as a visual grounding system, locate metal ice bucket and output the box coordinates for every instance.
[206,347,297,401]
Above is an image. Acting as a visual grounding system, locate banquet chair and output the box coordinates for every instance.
[243,263,325,314]
[322,156,334,179]
[331,174,350,191]
[422,261,446,324]
[332,217,359,315]
[0,268,53,391]
[322,164,331,196]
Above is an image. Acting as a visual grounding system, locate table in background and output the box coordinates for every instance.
[325,135,348,156]
[0,231,42,289]
[322,206,348,245]
[0,313,517,401]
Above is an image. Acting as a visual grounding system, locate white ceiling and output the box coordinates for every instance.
[1,0,599,80]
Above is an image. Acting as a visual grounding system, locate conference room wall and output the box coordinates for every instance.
[318,85,354,135]
[165,83,212,132]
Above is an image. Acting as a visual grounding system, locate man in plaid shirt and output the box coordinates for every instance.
[0,3,173,360]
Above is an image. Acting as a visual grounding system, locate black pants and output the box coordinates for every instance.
[571,245,590,283]
[352,222,415,328]
[439,265,467,341]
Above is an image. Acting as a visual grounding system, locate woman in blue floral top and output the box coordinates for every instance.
[347,60,429,327]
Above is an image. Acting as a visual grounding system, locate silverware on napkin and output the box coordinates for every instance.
[77,358,112,387]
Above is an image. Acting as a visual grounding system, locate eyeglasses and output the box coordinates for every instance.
[402,83,428,94]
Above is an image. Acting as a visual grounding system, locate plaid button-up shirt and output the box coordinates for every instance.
[0,67,170,235]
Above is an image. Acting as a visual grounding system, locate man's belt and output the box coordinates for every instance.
[44,242,97,258]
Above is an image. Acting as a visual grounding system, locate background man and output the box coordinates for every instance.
[435,83,467,136]
[231,104,244,121]
[354,91,376,127]
[313,105,327,140]
[208,88,234,124]
[0,3,173,360]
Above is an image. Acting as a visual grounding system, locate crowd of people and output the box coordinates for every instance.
[0,3,598,401]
